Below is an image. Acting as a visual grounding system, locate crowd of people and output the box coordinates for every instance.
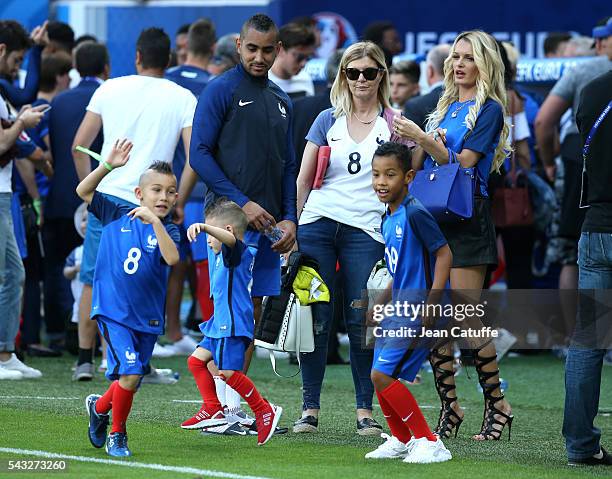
[0,11,610,466]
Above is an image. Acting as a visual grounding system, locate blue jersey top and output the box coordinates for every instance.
[165,65,210,200]
[89,192,180,334]
[382,195,448,294]
[423,98,504,197]
[200,239,257,340]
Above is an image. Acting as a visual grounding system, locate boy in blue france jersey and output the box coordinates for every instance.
[76,139,180,457]
[181,199,282,446]
[367,142,453,464]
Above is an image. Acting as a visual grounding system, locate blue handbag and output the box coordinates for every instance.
[409,149,476,222]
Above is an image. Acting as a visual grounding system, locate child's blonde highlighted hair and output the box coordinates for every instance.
[205,198,248,236]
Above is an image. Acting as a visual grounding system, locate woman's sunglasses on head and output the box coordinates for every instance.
[344,67,384,81]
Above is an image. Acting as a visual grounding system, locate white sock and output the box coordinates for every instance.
[225,385,242,413]
[213,376,227,409]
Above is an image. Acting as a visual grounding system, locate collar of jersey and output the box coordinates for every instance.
[237,63,269,87]
[384,193,417,218]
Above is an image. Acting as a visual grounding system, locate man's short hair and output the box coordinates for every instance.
[390,60,420,84]
[373,142,413,173]
[278,23,315,50]
[426,44,450,76]
[0,20,31,54]
[75,34,98,47]
[362,21,395,45]
[75,41,109,77]
[543,32,572,56]
[240,14,278,41]
[136,27,170,70]
[39,51,72,92]
[204,197,249,236]
[187,18,216,57]
[47,21,75,53]
[176,23,191,36]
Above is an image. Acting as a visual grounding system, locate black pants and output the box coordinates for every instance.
[42,217,82,341]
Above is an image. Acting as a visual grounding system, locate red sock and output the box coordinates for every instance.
[226,372,267,414]
[187,356,222,411]
[376,390,412,443]
[95,381,117,414]
[111,383,135,433]
[379,380,436,441]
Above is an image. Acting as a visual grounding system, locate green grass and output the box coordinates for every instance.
[0,352,610,478]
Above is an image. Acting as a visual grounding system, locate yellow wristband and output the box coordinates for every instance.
[103,161,113,172]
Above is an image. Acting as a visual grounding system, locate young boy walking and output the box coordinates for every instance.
[367,142,453,463]
[181,198,282,445]
[78,139,180,457]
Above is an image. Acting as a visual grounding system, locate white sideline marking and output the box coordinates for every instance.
[0,395,79,400]
[0,448,273,479]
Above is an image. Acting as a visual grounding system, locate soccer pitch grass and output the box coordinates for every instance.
[0,353,610,479]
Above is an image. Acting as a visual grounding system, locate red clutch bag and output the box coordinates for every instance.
[312,145,331,189]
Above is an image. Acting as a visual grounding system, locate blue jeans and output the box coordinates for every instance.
[563,232,612,460]
[298,218,384,410]
[0,193,26,352]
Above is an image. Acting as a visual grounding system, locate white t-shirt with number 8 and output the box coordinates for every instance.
[300,108,390,242]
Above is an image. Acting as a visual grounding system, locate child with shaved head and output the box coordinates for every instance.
[181,198,283,445]
[76,139,181,457]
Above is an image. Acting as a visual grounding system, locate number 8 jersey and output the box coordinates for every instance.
[299,108,391,242]
[89,192,180,335]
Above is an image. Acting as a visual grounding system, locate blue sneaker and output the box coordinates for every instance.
[86,394,109,448]
[105,432,131,457]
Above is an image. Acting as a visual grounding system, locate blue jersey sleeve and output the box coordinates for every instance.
[408,208,448,254]
[0,46,42,107]
[189,75,250,207]
[305,108,335,146]
[164,222,181,244]
[221,239,246,268]
[15,136,37,158]
[88,191,130,226]
[65,249,76,268]
[282,98,298,223]
[463,100,504,156]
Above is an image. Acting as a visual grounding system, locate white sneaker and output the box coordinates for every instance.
[0,354,42,378]
[365,433,411,459]
[152,342,175,358]
[403,437,452,464]
[0,365,23,380]
[227,408,255,427]
[164,335,198,355]
[97,359,107,373]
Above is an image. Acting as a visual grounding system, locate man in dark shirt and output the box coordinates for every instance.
[189,14,297,368]
[403,44,450,131]
[563,69,612,467]
[46,41,106,372]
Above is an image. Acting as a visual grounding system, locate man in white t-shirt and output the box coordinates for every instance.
[70,27,197,381]
[0,19,47,380]
[268,23,316,100]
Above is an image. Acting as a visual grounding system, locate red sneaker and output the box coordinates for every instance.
[181,406,226,430]
[256,402,283,446]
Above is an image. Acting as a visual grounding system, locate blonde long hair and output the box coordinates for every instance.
[329,41,391,119]
[426,30,511,172]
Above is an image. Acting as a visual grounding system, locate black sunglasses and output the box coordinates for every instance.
[344,67,383,81]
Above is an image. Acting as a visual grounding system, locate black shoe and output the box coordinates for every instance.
[568,447,612,466]
[356,417,383,436]
[27,344,62,358]
[293,415,318,433]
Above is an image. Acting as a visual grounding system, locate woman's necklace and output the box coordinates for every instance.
[451,98,475,118]
[353,109,379,124]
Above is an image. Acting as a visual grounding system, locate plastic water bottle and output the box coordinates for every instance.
[264,226,284,244]
[477,378,508,393]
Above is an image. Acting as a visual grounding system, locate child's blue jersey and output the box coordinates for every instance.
[382,195,447,292]
[201,239,257,339]
[89,192,180,335]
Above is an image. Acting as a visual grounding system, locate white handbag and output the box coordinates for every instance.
[365,260,392,346]
[254,293,315,377]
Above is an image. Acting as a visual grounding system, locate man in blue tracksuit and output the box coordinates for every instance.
[188,13,297,369]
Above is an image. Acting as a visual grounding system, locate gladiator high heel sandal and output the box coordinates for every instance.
[474,345,514,441]
[429,347,464,438]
